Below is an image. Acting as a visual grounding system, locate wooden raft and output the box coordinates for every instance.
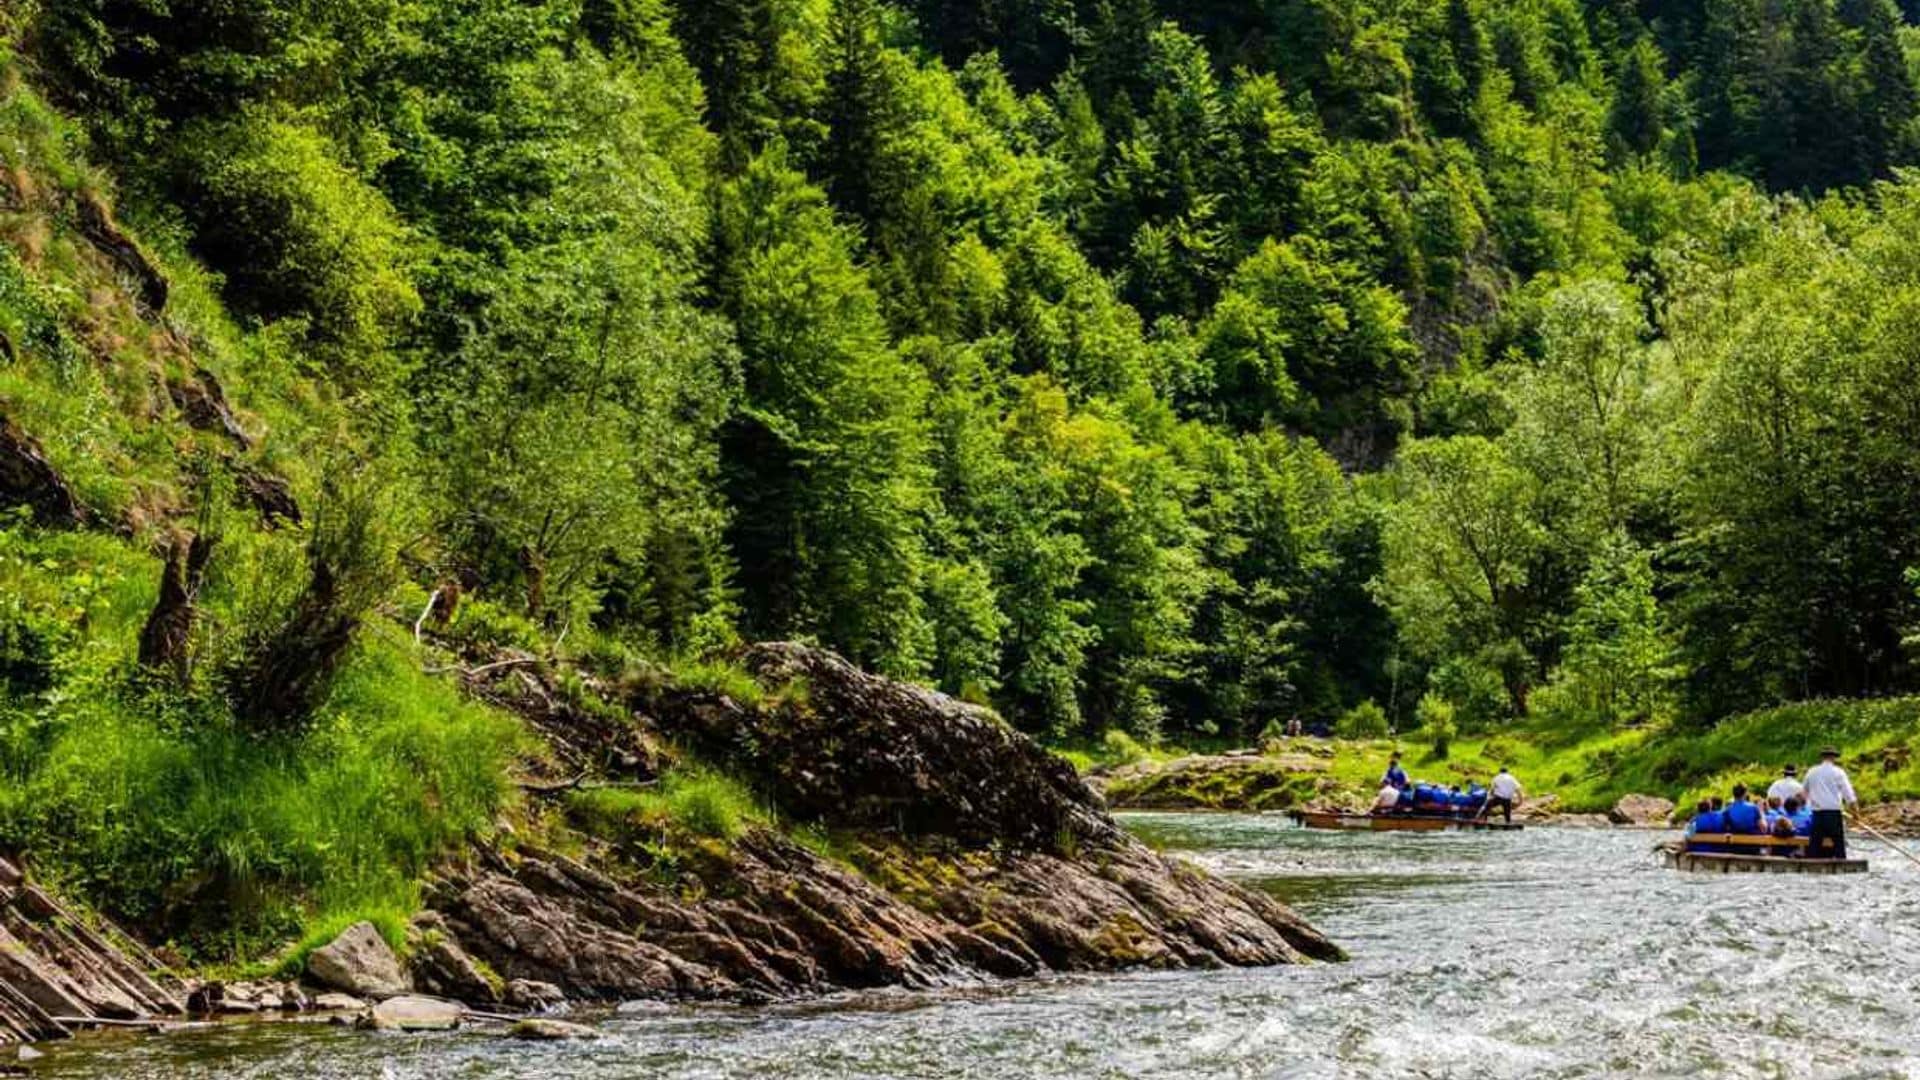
[1288,809,1524,833]
[1660,835,1868,874]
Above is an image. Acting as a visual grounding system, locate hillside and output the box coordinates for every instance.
[7,0,1920,977]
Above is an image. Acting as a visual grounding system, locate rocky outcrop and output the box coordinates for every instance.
[166,368,250,449]
[0,857,182,1044]
[1608,794,1676,827]
[1095,751,1334,811]
[306,921,409,1000]
[408,912,498,1005]
[234,465,301,527]
[674,643,1107,849]
[0,415,86,528]
[424,643,1339,1006]
[72,190,168,315]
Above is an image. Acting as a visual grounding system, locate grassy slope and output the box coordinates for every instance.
[0,62,530,962]
[1087,697,1920,818]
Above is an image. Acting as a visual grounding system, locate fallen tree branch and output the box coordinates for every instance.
[422,657,542,679]
[514,773,658,795]
[413,588,442,644]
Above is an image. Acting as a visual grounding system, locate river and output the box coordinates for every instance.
[30,814,1920,1079]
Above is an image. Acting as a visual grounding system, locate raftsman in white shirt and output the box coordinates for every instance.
[1490,772,1522,800]
[1766,777,1804,803]
[1801,762,1857,812]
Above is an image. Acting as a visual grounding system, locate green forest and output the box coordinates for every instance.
[8,0,1920,955]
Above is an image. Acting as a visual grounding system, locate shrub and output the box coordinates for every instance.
[1416,693,1457,760]
[174,112,419,376]
[1100,728,1149,766]
[1335,700,1391,740]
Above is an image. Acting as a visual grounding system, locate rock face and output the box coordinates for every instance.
[1608,794,1676,827]
[0,415,86,528]
[306,922,409,1001]
[426,643,1339,1007]
[408,912,499,1005]
[72,190,168,314]
[679,644,1104,849]
[0,858,182,1043]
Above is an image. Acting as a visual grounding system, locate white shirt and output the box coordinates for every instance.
[1374,784,1401,810]
[1766,776,1804,803]
[1490,772,1522,800]
[1801,762,1857,812]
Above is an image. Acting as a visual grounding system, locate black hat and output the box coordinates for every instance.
[1819,746,1841,759]
[1783,764,1797,775]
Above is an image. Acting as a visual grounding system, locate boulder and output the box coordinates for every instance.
[509,1018,598,1041]
[1516,794,1562,822]
[311,992,365,1013]
[363,995,462,1032]
[504,980,565,1011]
[1608,794,1676,827]
[166,369,250,449]
[306,922,409,1000]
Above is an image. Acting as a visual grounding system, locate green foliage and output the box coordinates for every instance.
[21,0,1920,969]
[670,656,766,707]
[174,113,419,385]
[1417,693,1458,760]
[0,613,518,957]
[566,767,766,844]
[1100,727,1148,767]
[1336,700,1392,740]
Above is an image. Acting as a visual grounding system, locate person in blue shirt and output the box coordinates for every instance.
[1382,752,1409,791]
[1788,796,1814,837]
[1687,797,1727,852]
[1723,784,1764,834]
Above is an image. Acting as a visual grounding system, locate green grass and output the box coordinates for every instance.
[668,657,766,707]
[0,545,524,962]
[565,767,768,845]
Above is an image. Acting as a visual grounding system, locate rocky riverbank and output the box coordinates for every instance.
[414,644,1339,1006]
[0,643,1340,1045]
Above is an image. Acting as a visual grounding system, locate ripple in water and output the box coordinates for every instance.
[31,814,1920,1079]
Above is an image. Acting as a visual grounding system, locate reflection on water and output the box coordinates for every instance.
[31,813,1920,1079]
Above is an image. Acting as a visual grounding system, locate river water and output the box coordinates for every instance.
[30,814,1920,1079]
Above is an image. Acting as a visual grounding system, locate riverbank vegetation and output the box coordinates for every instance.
[8,0,1920,963]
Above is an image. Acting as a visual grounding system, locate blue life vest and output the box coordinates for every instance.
[1791,808,1814,836]
[1724,800,1762,834]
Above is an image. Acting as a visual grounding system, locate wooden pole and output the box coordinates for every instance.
[1849,809,1920,871]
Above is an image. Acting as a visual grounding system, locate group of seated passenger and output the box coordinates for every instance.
[1684,783,1814,852]
[1372,778,1489,817]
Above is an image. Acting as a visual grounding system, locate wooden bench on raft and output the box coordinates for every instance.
[1684,833,1806,855]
